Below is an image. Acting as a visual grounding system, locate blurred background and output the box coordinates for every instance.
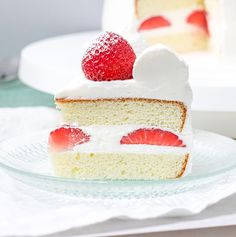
[0,0,103,58]
[0,0,103,109]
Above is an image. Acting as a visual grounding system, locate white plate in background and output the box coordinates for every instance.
[19,31,100,94]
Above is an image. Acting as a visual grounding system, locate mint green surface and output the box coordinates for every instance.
[0,79,54,108]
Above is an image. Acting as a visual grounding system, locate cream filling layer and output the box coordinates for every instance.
[64,125,193,154]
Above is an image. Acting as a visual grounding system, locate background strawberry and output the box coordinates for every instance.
[138,16,171,31]
[187,10,209,34]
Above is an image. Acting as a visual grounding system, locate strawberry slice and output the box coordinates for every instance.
[120,128,186,147]
[187,10,209,34]
[138,16,171,31]
[49,126,90,151]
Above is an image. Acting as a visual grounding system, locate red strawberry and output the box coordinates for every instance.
[48,126,90,151]
[82,32,136,81]
[138,16,171,31]
[120,128,186,147]
[187,10,209,34]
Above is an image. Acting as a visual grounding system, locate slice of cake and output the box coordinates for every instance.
[49,32,193,180]
[102,0,209,52]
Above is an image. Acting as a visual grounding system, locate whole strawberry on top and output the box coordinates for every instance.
[82,32,136,81]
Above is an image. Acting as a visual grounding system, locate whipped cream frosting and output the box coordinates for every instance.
[56,45,193,107]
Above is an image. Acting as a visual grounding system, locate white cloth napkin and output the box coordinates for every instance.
[0,107,59,142]
[0,107,236,237]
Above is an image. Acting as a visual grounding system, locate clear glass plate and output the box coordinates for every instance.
[0,129,236,198]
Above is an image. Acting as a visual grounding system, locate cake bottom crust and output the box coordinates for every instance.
[141,31,208,53]
[51,152,189,180]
